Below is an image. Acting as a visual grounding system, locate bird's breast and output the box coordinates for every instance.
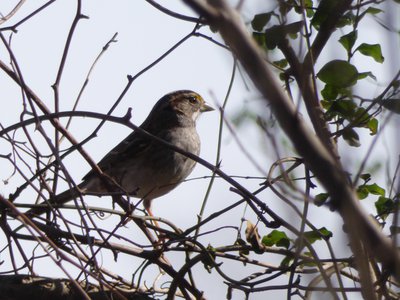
[119,126,201,200]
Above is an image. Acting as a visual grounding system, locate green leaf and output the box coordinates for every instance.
[325,98,355,121]
[279,72,286,82]
[321,100,331,110]
[342,128,360,147]
[317,60,358,88]
[280,255,294,267]
[356,43,384,63]
[264,26,282,49]
[360,173,371,182]
[337,11,355,27]
[304,0,315,18]
[251,13,271,31]
[282,21,304,35]
[381,99,400,114]
[301,252,318,267]
[252,32,267,48]
[314,193,329,206]
[357,186,369,200]
[358,71,377,81]
[311,0,337,28]
[264,21,303,49]
[273,59,288,69]
[375,196,395,220]
[367,118,378,135]
[330,100,357,118]
[365,7,383,15]
[339,30,358,52]
[293,0,314,18]
[358,183,386,199]
[304,227,332,244]
[365,183,385,196]
[321,84,339,101]
[262,230,290,249]
[352,107,372,127]
[279,0,293,16]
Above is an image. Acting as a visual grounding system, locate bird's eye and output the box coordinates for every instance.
[188,96,198,104]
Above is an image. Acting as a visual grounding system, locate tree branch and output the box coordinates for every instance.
[183,0,400,283]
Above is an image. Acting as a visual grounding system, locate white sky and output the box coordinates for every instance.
[0,1,399,299]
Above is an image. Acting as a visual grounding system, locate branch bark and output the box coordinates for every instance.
[0,275,154,300]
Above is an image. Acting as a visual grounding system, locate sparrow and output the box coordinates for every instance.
[27,90,213,218]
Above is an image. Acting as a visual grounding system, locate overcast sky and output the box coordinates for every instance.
[0,1,399,299]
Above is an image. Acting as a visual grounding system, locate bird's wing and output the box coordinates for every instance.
[82,130,150,181]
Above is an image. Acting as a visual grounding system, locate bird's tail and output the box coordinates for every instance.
[26,183,85,217]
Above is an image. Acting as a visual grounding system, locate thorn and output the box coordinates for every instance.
[122,108,132,122]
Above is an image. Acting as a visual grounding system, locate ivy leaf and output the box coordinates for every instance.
[296,0,315,17]
[360,173,371,182]
[317,60,358,88]
[279,0,293,16]
[350,107,377,132]
[280,255,294,267]
[264,21,303,49]
[253,32,267,48]
[337,11,355,27]
[304,227,332,244]
[314,193,329,206]
[358,71,377,81]
[367,118,378,135]
[357,186,369,200]
[251,13,271,31]
[262,230,290,249]
[311,0,337,28]
[339,30,358,52]
[301,252,318,267]
[381,98,400,114]
[375,196,395,220]
[342,128,360,147]
[356,43,384,63]
[353,106,369,121]
[273,58,288,68]
[321,99,331,110]
[365,7,383,15]
[321,84,339,101]
[305,0,315,17]
[329,99,357,119]
[357,183,386,200]
[365,183,385,196]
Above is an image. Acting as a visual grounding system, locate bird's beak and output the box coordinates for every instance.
[200,102,214,113]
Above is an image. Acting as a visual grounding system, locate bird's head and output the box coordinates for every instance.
[144,90,214,129]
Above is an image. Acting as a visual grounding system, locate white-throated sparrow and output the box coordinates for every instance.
[28,90,213,218]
